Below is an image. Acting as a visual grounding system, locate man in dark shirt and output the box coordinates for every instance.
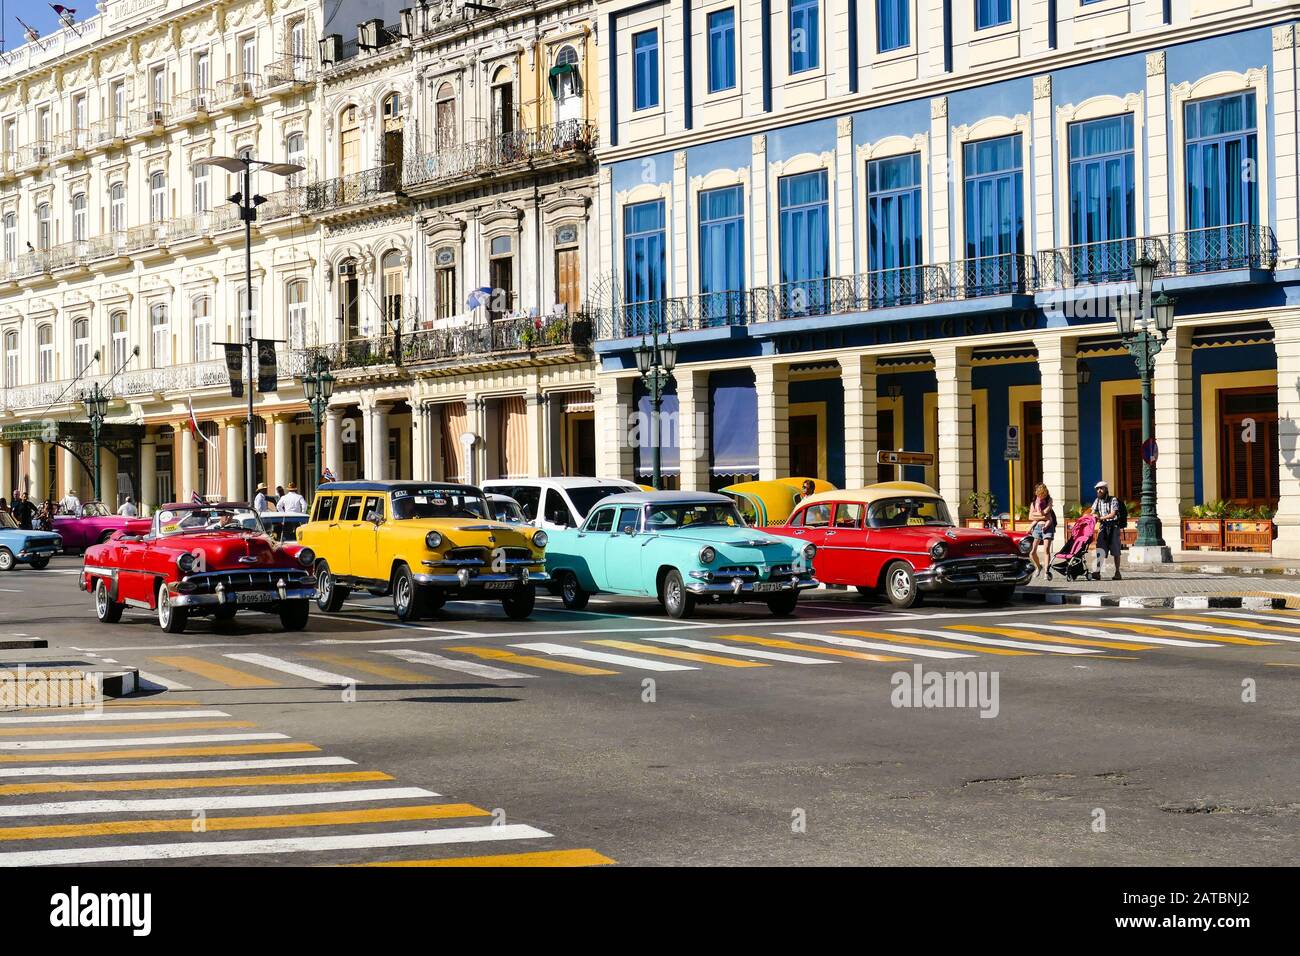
[11,493,35,530]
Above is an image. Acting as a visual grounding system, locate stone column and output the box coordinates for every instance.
[835,117,855,276]
[1032,76,1055,252]
[932,344,974,520]
[0,442,12,499]
[755,362,790,481]
[178,423,198,503]
[58,446,81,502]
[98,446,117,506]
[1273,26,1299,264]
[426,403,445,481]
[139,430,157,514]
[675,366,711,491]
[224,419,245,501]
[27,440,46,502]
[272,414,293,490]
[1153,324,1195,553]
[1145,53,1169,235]
[525,392,549,479]
[751,135,769,289]
[411,401,428,482]
[840,354,878,488]
[1271,317,1300,557]
[465,396,487,485]
[324,406,344,479]
[365,403,390,481]
[1035,334,1079,549]
[594,374,635,480]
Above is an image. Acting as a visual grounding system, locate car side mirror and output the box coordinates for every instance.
[366,512,383,525]
[623,525,636,535]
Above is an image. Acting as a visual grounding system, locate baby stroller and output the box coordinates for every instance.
[1050,512,1096,581]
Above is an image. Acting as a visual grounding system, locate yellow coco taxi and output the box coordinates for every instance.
[720,478,836,526]
[299,481,548,621]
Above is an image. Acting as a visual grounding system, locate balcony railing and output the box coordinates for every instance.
[87,116,126,147]
[403,120,597,190]
[125,222,166,252]
[175,89,213,117]
[16,142,52,167]
[258,186,307,221]
[1160,223,1278,275]
[1038,237,1167,287]
[303,166,397,213]
[12,250,50,279]
[264,56,313,89]
[52,128,87,156]
[215,73,261,106]
[128,105,171,135]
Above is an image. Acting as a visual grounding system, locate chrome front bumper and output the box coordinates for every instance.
[916,557,1034,591]
[414,566,548,588]
[170,586,318,608]
[685,577,819,596]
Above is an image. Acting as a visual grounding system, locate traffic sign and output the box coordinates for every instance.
[876,450,935,467]
[1142,438,1158,464]
[1004,425,1021,461]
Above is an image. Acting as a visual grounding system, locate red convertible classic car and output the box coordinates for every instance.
[80,502,317,633]
[54,502,151,553]
[763,481,1034,608]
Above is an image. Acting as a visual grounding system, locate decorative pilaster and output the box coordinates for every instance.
[751,135,770,289]
[223,419,245,502]
[1032,75,1055,252]
[1270,316,1300,557]
[1034,335,1080,546]
[929,97,950,263]
[840,354,878,488]
[755,362,790,481]
[1153,324,1195,550]
[1273,26,1298,263]
[595,375,635,480]
[672,151,689,298]
[836,116,855,276]
[932,345,973,520]
[1145,52,1169,235]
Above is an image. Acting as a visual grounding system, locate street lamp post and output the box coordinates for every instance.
[192,155,303,503]
[301,355,335,501]
[82,382,110,503]
[633,330,678,490]
[1115,255,1177,563]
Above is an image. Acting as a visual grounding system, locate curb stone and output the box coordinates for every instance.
[1018,592,1287,609]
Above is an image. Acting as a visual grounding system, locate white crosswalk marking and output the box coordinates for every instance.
[645,636,834,664]
[224,654,361,686]
[1034,623,1216,648]
[511,642,697,671]
[0,824,554,867]
[137,671,192,691]
[896,628,1100,655]
[0,756,355,778]
[1209,611,1300,626]
[1115,617,1300,643]
[777,631,974,659]
[0,732,289,751]
[0,787,439,818]
[0,709,228,725]
[376,648,536,680]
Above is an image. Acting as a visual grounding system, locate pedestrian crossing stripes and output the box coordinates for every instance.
[0,771,393,796]
[1154,614,1300,643]
[897,628,1101,655]
[1056,619,1273,646]
[0,732,289,751]
[0,720,256,736]
[349,848,615,867]
[510,642,697,671]
[646,636,833,664]
[376,648,536,680]
[0,756,355,778]
[587,639,768,668]
[224,654,359,687]
[0,709,229,724]
[0,787,439,818]
[777,631,975,659]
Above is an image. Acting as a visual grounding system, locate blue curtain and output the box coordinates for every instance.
[963,135,1023,294]
[867,153,922,305]
[1185,93,1259,271]
[789,0,820,73]
[708,9,736,92]
[1067,115,1135,280]
[698,186,745,325]
[976,0,1011,29]
[710,370,759,476]
[778,170,829,314]
[633,30,659,110]
[876,0,909,52]
[636,388,680,476]
[624,200,665,335]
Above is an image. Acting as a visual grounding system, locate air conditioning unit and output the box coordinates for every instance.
[338,262,356,277]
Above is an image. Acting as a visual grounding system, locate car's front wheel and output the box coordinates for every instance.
[662,570,695,620]
[883,561,921,609]
[94,579,124,624]
[558,571,590,611]
[315,561,349,612]
[157,581,188,634]
[0,549,14,572]
[279,600,310,631]
[502,585,536,620]
[27,557,49,570]
[767,592,799,617]
[391,564,428,622]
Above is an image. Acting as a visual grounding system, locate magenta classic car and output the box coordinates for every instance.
[53,502,152,553]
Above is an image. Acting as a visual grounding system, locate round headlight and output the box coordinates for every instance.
[424,531,443,549]
[297,547,315,568]
[176,552,196,574]
[803,543,817,561]
[1019,535,1033,555]
[699,546,717,565]
[532,530,548,550]
[930,541,948,560]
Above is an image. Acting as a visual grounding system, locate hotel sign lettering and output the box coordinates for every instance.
[106,0,168,27]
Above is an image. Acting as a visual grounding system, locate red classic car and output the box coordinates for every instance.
[80,502,317,633]
[763,481,1034,608]
[54,502,151,553]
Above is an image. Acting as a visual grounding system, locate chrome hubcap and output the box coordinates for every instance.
[0,553,11,570]
[396,577,411,611]
[891,570,910,598]
[158,589,170,626]
[96,585,107,615]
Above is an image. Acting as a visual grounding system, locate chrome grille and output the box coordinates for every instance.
[185,569,310,592]
[447,547,490,563]
[717,565,758,579]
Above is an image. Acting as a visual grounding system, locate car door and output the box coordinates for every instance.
[820,502,866,584]
[330,494,364,577]
[604,505,647,593]
[785,501,832,559]
[350,494,386,583]
[575,506,616,590]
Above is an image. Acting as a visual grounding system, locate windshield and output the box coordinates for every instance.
[0,512,16,530]
[645,502,745,531]
[567,486,637,519]
[155,506,265,537]
[391,488,489,520]
[867,497,953,528]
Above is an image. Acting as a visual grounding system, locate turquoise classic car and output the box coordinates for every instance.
[544,491,819,618]
[0,511,63,571]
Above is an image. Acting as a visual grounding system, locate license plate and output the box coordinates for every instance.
[234,592,276,604]
[978,572,1005,582]
[484,581,515,591]
[752,582,783,593]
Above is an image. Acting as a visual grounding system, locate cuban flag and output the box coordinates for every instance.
[191,491,205,504]
[321,467,336,484]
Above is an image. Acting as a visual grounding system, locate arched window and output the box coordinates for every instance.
[71,193,87,242]
[37,324,54,382]
[150,302,170,368]
[110,311,129,370]
[435,83,456,149]
[36,203,51,250]
[72,318,90,372]
[149,171,167,222]
[551,45,583,126]
[3,330,18,387]
[2,212,15,263]
[492,67,515,139]
[109,183,126,233]
[192,295,212,362]
[286,280,308,348]
[382,93,401,120]
[381,250,404,329]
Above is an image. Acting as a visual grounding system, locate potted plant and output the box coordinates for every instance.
[1182,499,1229,550]
[964,491,998,528]
[1223,503,1275,553]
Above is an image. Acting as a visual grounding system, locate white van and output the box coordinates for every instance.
[481,477,642,530]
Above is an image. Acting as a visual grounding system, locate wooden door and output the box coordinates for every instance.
[1115,395,1143,503]
[790,415,819,479]
[1219,387,1279,507]
[876,409,895,482]
[1022,401,1043,502]
[556,247,581,315]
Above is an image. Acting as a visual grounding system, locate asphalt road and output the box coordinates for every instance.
[0,555,1297,867]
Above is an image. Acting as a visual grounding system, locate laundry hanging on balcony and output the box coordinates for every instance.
[466,287,494,310]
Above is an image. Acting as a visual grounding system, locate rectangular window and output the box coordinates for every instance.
[435,265,456,321]
[1067,114,1135,282]
[975,0,1011,30]
[708,9,737,93]
[777,170,830,315]
[633,30,659,111]
[241,36,257,75]
[790,0,820,73]
[1185,92,1260,272]
[150,67,166,108]
[962,134,1024,295]
[866,152,923,306]
[698,185,745,325]
[877,0,910,52]
[312,495,338,522]
[623,200,666,335]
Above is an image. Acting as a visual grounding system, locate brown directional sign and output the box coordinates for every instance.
[876,450,935,466]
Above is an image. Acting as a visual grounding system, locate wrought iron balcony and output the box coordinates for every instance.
[128,105,171,135]
[1038,237,1166,288]
[16,142,52,167]
[87,116,126,148]
[303,166,398,214]
[13,250,51,279]
[125,222,167,253]
[1159,223,1277,276]
[85,231,127,260]
[52,128,87,157]
[257,186,307,222]
[264,56,314,90]
[403,121,597,191]
[174,89,213,120]
[215,73,261,106]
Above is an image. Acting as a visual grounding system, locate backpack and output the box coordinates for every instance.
[1115,498,1128,530]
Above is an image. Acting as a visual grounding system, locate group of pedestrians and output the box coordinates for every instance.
[252,482,308,514]
[1023,480,1126,582]
[0,490,55,530]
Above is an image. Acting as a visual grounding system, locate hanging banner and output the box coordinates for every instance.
[256,340,278,393]
[223,343,245,398]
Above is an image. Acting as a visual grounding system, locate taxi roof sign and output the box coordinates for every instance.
[876,450,935,466]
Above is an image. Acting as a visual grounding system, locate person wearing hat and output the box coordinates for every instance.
[1090,479,1122,581]
[253,483,269,513]
[277,482,308,514]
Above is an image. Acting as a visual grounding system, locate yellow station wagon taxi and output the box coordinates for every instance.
[299,480,548,621]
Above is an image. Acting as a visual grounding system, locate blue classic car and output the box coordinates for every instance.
[544,491,819,618]
[0,511,63,571]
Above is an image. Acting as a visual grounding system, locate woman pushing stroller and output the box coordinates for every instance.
[1026,483,1057,580]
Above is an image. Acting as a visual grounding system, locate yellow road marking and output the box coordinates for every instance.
[0,770,393,796]
[0,742,318,764]
[446,645,616,676]
[1158,613,1300,635]
[834,629,1037,656]
[151,656,280,688]
[1263,662,1300,668]
[713,634,905,663]
[953,624,1155,652]
[0,720,255,737]
[302,653,434,684]
[0,803,488,842]
[588,639,768,667]
[1055,618,1273,646]
[348,848,616,867]
[33,700,206,712]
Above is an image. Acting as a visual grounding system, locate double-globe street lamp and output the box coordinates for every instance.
[1115,255,1177,563]
[82,382,110,503]
[634,331,678,490]
[301,355,335,500]
[192,155,303,503]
